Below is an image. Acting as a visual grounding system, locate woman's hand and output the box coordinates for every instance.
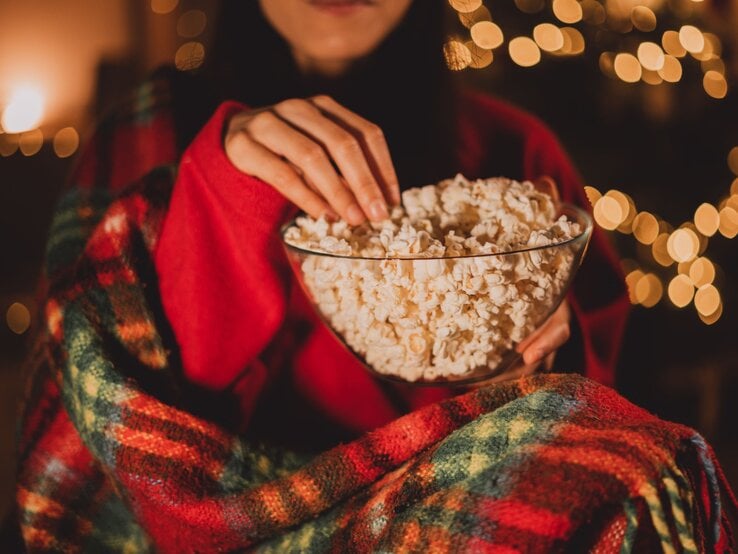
[224,95,401,225]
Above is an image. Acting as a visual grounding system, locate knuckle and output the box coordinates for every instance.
[364,123,384,143]
[271,167,297,191]
[298,144,326,166]
[278,98,313,116]
[224,131,250,158]
[335,137,361,156]
[248,110,277,131]
[311,94,332,104]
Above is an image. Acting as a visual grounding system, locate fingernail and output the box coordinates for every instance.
[323,209,339,223]
[346,203,365,225]
[368,199,388,221]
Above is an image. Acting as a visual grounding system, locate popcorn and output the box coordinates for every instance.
[283,174,582,382]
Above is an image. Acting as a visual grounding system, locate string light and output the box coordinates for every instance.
[177,9,207,39]
[614,53,642,83]
[470,21,504,50]
[444,40,473,70]
[175,41,205,71]
[151,0,179,15]
[19,129,43,156]
[533,24,564,52]
[53,127,79,158]
[6,302,31,335]
[668,274,694,308]
[1,84,44,133]
[631,6,657,32]
[448,0,482,13]
[508,37,541,67]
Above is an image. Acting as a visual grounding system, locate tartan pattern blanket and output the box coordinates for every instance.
[14,81,737,552]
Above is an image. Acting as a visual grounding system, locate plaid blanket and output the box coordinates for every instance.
[14,81,737,552]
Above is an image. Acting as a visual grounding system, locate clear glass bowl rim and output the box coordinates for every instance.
[280,201,593,261]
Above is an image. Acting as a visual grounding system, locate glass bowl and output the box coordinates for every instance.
[281,203,593,386]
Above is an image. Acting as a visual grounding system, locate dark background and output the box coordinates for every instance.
[2,0,737,525]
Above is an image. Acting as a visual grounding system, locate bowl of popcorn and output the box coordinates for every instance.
[281,174,593,386]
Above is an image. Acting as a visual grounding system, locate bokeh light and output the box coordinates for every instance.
[177,9,207,39]
[558,27,585,55]
[652,233,674,266]
[1,84,45,133]
[593,195,623,230]
[175,41,205,71]
[678,25,704,54]
[728,147,738,176]
[449,0,483,13]
[668,274,694,308]
[614,53,642,83]
[444,40,473,70]
[533,23,564,52]
[694,284,720,316]
[698,301,722,324]
[53,127,79,158]
[19,129,43,156]
[658,55,682,83]
[0,133,19,157]
[151,0,179,15]
[625,269,644,304]
[662,31,686,58]
[634,273,663,307]
[552,0,583,23]
[666,228,699,263]
[465,41,494,69]
[694,203,719,236]
[637,42,665,71]
[689,257,715,287]
[6,302,31,335]
[508,37,541,67]
[631,6,657,31]
[470,21,504,49]
[458,5,492,28]
[703,71,727,99]
[718,206,738,238]
[632,211,659,244]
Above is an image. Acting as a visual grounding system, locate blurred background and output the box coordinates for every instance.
[1,0,737,526]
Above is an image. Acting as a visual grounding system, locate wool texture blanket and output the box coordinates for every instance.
[14,125,737,552]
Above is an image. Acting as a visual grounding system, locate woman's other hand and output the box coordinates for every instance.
[225,95,401,225]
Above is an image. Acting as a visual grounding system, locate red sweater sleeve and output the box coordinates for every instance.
[523,129,630,386]
[154,102,298,417]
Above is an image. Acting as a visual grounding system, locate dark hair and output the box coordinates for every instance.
[176,1,458,189]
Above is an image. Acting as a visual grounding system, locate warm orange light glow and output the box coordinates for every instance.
[637,42,665,71]
[552,0,583,23]
[558,27,585,55]
[694,203,719,236]
[666,228,699,263]
[732,178,738,196]
[177,9,207,38]
[465,41,494,69]
[631,6,657,31]
[593,195,623,230]
[443,40,473,70]
[632,212,659,244]
[449,0,482,13]
[668,274,694,308]
[533,23,564,52]
[53,127,79,158]
[614,53,642,83]
[703,71,727,99]
[694,284,720,316]
[635,273,663,307]
[151,0,179,15]
[718,206,738,238]
[689,257,715,287]
[458,5,492,28]
[1,84,45,133]
[698,301,722,324]
[728,147,738,176]
[679,25,704,54]
[175,41,205,71]
[583,186,602,206]
[658,55,682,83]
[599,52,616,77]
[662,31,686,58]
[652,233,674,266]
[0,133,18,157]
[508,37,541,67]
[471,21,504,49]
[6,302,31,334]
[19,129,43,156]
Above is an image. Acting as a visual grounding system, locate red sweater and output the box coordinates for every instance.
[144,91,629,437]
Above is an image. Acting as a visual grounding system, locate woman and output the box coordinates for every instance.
[12,1,735,552]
